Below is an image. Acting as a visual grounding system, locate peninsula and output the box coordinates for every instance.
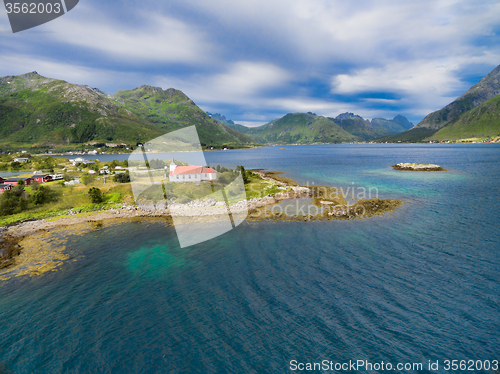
[0,158,403,278]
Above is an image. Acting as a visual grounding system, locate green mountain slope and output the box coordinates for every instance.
[0,72,256,151]
[371,115,413,133]
[224,122,251,134]
[429,94,500,140]
[372,128,438,143]
[0,72,163,149]
[112,86,256,147]
[415,64,500,130]
[329,113,413,140]
[244,112,362,144]
[375,64,500,142]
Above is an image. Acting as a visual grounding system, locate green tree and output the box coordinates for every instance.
[88,187,103,203]
[10,161,21,170]
[238,166,250,184]
[149,159,165,169]
[0,190,17,216]
[82,174,96,185]
[31,186,47,205]
[113,173,131,183]
[16,196,28,213]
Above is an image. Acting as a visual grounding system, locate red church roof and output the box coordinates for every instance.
[168,166,218,176]
[169,166,202,176]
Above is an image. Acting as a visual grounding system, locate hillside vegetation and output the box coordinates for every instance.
[244,112,361,144]
[0,72,256,152]
[375,64,500,142]
[429,94,500,140]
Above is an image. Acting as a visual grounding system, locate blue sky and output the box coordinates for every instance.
[1,0,500,127]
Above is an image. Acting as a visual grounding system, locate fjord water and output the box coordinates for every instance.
[1,144,500,373]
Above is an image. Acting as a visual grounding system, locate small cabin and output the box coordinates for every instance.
[31,175,53,183]
[3,177,32,186]
[0,184,13,194]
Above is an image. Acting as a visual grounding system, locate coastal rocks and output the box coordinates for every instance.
[64,179,81,185]
[0,228,21,270]
[392,163,446,171]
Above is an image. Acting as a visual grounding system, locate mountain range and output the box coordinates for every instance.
[0,72,255,151]
[4,66,492,151]
[214,112,413,144]
[374,63,500,142]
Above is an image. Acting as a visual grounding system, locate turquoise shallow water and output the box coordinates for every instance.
[2,144,500,373]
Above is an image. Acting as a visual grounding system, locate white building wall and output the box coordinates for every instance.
[169,172,215,182]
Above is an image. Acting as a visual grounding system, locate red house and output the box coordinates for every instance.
[0,177,4,184]
[3,177,32,186]
[0,184,13,194]
[31,175,52,183]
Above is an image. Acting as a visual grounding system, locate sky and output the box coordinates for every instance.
[1,0,500,127]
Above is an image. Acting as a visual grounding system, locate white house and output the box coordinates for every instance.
[168,159,217,183]
[13,158,29,163]
[72,157,96,166]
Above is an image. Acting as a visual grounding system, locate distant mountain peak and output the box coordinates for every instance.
[336,112,363,120]
[135,85,164,93]
[207,112,235,125]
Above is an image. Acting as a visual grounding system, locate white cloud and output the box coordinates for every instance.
[234,120,267,127]
[43,4,212,64]
[332,61,463,97]
[1,0,499,125]
[174,0,500,65]
[156,61,291,104]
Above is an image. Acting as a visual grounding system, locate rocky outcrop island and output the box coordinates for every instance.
[392,163,446,171]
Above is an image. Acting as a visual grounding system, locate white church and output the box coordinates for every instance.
[168,158,217,183]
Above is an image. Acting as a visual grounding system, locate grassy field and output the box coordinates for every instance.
[0,177,134,226]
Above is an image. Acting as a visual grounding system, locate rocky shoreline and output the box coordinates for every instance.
[0,170,403,277]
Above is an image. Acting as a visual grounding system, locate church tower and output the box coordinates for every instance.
[169,157,177,173]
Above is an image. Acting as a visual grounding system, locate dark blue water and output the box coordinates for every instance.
[2,145,500,373]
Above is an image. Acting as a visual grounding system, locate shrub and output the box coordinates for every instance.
[82,174,96,185]
[88,187,103,203]
[179,196,191,204]
[10,161,21,170]
[113,173,131,183]
[0,191,17,216]
[31,186,47,205]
